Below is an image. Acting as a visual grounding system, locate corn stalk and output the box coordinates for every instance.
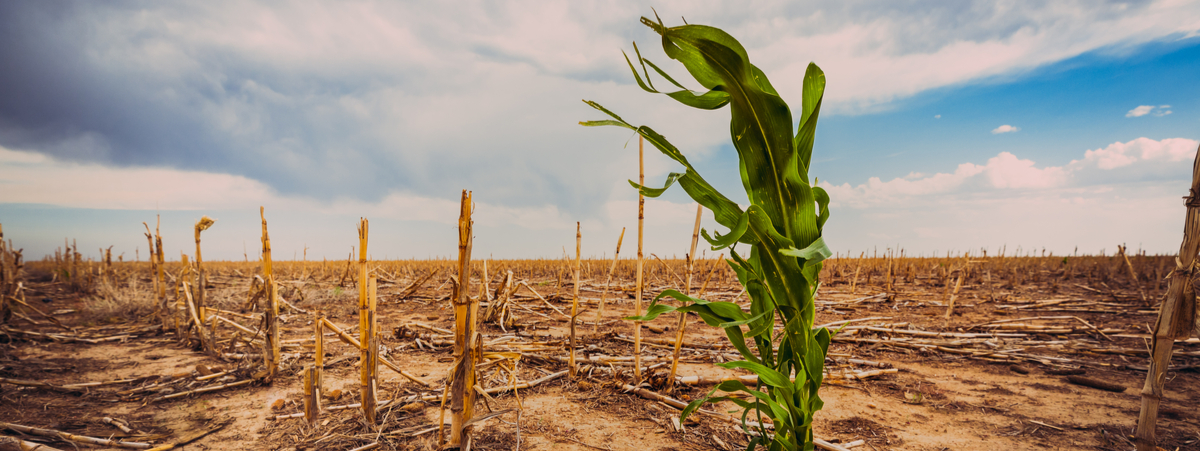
[142,223,159,310]
[447,190,479,447]
[154,217,166,319]
[257,207,281,382]
[0,223,16,324]
[193,216,215,354]
[1134,144,1200,450]
[583,15,833,451]
[357,219,378,426]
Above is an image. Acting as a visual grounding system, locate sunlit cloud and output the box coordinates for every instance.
[1127,105,1154,117]
[821,137,1198,255]
[825,137,1197,208]
[991,124,1020,134]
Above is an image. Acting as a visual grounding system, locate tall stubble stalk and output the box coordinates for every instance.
[634,135,645,383]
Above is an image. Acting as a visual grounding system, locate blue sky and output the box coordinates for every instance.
[820,38,1200,178]
[1,1,1198,261]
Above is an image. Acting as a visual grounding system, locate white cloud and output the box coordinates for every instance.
[0,146,573,229]
[824,137,1196,207]
[1127,105,1173,117]
[820,137,1198,254]
[984,152,1067,188]
[1072,136,1196,169]
[825,151,1062,208]
[823,183,1184,257]
[992,124,1020,134]
[0,145,711,259]
[0,147,276,211]
[1127,105,1155,117]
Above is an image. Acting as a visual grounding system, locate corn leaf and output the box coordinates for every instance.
[583,15,833,450]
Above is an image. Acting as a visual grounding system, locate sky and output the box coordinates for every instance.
[1,0,1198,262]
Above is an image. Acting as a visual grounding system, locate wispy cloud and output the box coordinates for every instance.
[753,1,1200,114]
[1127,104,1173,117]
[991,124,1020,134]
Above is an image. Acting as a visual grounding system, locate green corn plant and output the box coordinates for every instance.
[581,15,834,451]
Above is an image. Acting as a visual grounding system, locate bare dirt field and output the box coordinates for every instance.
[2,254,1198,450]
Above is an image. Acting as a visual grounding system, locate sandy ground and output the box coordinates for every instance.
[2,261,1198,450]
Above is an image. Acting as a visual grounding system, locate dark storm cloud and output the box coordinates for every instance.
[0,2,380,200]
[0,1,648,210]
[2,3,190,158]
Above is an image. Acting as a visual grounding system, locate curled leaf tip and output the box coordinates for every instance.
[641,16,665,34]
